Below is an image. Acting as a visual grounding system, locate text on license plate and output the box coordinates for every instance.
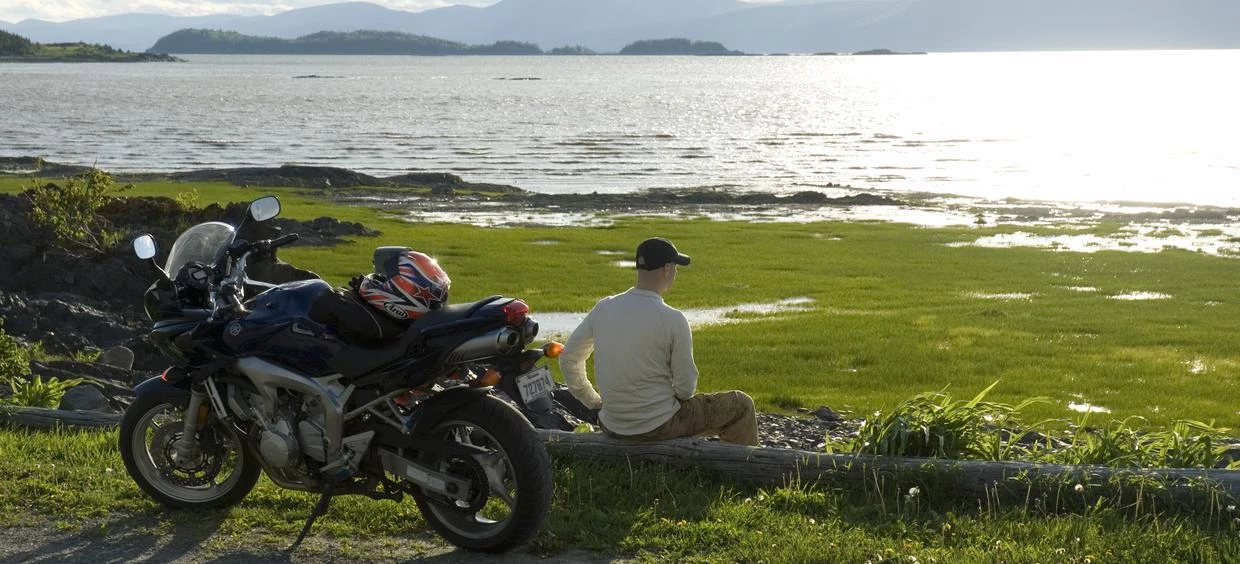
[516,367,555,403]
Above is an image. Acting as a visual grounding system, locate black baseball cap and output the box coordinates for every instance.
[635,237,691,270]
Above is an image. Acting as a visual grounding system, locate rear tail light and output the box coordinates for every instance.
[503,300,530,325]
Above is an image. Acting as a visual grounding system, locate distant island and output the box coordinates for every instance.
[147,29,742,56]
[618,38,743,56]
[852,48,927,56]
[0,29,179,62]
[152,29,545,55]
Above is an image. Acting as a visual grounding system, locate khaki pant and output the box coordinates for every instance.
[606,390,759,446]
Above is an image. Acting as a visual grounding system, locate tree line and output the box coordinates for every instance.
[148,29,739,56]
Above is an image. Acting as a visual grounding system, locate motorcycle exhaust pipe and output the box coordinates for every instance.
[443,326,523,364]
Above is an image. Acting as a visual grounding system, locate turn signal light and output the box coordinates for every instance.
[542,341,564,358]
[479,368,502,387]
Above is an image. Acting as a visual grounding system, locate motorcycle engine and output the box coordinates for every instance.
[258,418,300,468]
[255,392,331,470]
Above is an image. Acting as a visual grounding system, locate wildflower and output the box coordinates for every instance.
[1228,505,1236,512]
[908,486,920,497]
[808,518,817,525]
[1074,484,1085,493]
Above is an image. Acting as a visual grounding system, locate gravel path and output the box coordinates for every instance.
[0,516,620,564]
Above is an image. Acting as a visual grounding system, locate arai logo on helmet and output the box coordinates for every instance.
[384,302,409,319]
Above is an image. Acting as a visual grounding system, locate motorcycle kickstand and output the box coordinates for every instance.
[287,481,337,552]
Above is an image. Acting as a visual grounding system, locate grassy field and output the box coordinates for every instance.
[3,174,1240,560]
[13,175,1237,428]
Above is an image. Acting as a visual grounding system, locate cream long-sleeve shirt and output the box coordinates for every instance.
[559,287,699,436]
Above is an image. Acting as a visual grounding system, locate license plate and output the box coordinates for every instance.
[516,367,555,403]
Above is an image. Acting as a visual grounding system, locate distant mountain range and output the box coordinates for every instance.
[2,0,1238,54]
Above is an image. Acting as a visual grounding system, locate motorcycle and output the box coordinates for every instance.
[119,195,554,552]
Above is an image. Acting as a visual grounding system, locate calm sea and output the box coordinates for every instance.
[1,51,1237,206]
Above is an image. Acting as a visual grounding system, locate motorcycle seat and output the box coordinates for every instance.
[408,295,505,333]
[330,295,508,379]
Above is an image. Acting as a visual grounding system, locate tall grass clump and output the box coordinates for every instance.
[844,381,1048,460]
[1048,416,1237,469]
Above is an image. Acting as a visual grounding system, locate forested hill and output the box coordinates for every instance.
[0,29,35,56]
[148,29,543,55]
[1,28,179,61]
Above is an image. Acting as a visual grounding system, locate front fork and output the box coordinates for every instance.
[171,377,229,466]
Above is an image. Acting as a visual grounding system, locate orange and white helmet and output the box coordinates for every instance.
[357,250,450,320]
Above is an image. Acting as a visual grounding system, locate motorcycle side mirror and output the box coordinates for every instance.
[248,196,281,222]
[133,234,171,281]
[133,234,157,260]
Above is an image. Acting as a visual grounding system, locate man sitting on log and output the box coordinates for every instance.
[559,237,759,446]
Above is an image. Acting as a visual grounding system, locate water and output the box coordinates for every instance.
[2,50,1238,206]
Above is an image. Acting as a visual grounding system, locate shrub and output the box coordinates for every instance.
[0,322,30,381]
[0,323,82,409]
[24,169,131,255]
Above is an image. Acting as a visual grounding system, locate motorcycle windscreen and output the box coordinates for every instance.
[165,221,236,275]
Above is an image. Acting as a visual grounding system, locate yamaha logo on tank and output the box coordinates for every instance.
[227,322,243,336]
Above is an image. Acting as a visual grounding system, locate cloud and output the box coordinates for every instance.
[0,0,498,23]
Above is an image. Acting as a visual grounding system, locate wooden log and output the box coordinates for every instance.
[0,405,122,430]
[539,430,1240,502]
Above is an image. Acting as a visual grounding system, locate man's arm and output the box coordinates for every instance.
[669,311,698,400]
[559,310,603,409]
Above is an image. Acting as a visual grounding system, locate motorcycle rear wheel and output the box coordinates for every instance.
[410,394,552,553]
[118,389,261,509]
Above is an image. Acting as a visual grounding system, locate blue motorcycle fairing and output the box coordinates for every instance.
[221,279,343,376]
[134,374,192,399]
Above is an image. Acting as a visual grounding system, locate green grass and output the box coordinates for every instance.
[4,174,1240,559]
[1,428,1237,562]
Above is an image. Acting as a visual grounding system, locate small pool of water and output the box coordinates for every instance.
[1068,401,1112,414]
[1108,292,1173,301]
[534,297,816,339]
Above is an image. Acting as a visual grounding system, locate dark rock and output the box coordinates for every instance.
[166,165,385,189]
[0,291,145,355]
[59,384,116,413]
[98,346,134,370]
[812,406,842,422]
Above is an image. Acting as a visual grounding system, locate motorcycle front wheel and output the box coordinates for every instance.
[411,394,553,553]
[118,389,261,509]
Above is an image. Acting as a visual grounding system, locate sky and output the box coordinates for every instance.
[0,0,787,23]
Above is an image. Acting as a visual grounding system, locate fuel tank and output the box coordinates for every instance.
[221,279,343,376]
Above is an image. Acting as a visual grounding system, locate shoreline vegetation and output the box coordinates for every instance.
[0,157,903,209]
[148,29,751,56]
[146,28,914,57]
[0,29,179,62]
[3,25,924,60]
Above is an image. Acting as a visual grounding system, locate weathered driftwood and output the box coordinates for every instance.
[0,405,122,430]
[539,430,1240,502]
